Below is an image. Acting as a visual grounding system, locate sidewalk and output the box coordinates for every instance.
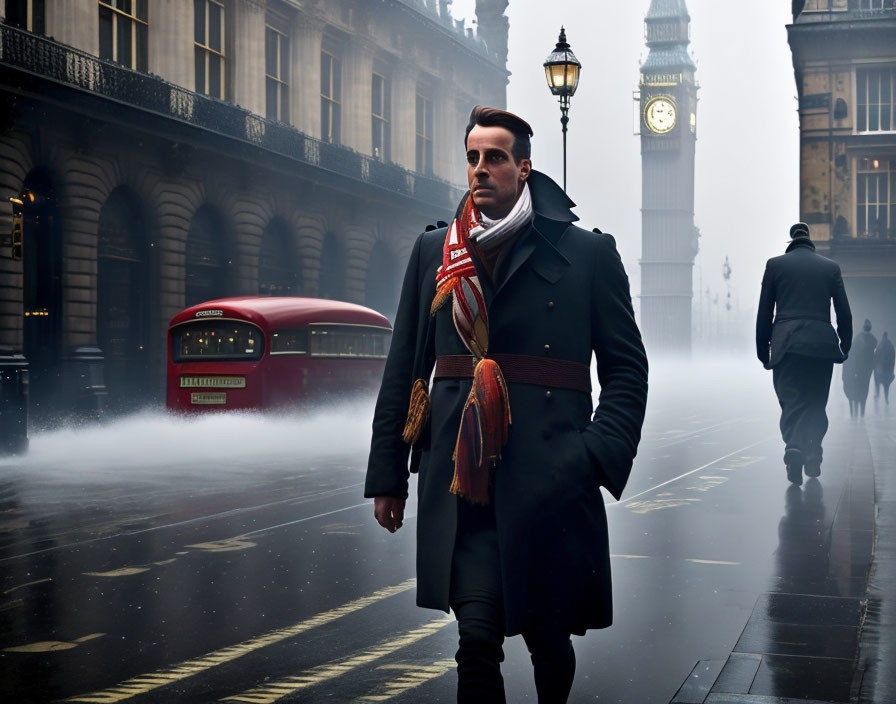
[669,407,891,704]
[855,410,896,702]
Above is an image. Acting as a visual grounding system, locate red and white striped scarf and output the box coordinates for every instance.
[430,186,532,503]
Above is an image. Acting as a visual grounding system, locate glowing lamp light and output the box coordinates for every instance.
[543,27,581,99]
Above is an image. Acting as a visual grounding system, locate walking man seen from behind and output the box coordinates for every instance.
[756,223,852,485]
[874,332,895,405]
[365,107,648,702]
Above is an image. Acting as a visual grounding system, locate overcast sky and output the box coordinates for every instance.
[451,0,798,316]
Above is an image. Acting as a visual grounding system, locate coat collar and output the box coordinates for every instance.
[785,237,816,253]
[458,170,577,298]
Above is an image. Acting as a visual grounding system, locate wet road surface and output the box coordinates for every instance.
[0,359,884,703]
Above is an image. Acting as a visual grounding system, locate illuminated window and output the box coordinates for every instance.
[856,158,895,238]
[416,93,433,175]
[99,0,148,72]
[5,0,45,34]
[194,0,227,99]
[265,24,289,122]
[173,320,264,361]
[857,67,895,133]
[320,49,342,143]
[372,73,391,162]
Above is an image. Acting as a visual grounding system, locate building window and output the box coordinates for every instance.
[320,50,341,143]
[265,24,289,122]
[195,0,227,99]
[416,93,433,175]
[850,0,895,9]
[856,158,895,238]
[371,73,391,162]
[857,67,895,133]
[98,0,148,72]
[5,0,45,34]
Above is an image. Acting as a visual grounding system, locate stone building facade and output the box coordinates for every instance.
[0,0,508,415]
[788,0,896,337]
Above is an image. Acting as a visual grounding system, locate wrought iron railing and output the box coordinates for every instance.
[0,22,464,211]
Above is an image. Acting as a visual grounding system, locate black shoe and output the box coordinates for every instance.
[804,460,821,478]
[784,448,804,486]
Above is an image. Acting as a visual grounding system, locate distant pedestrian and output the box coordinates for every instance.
[844,320,876,418]
[756,223,852,485]
[874,331,894,406]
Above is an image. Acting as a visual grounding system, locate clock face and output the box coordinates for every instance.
[644,96,677,134]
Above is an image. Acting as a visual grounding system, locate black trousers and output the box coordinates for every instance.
[772,354,834,465]
[449,500,576,704]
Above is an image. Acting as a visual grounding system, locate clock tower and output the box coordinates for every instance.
[639,0,699,354]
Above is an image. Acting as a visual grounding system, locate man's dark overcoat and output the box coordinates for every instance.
[365,172,648,637]
[756,237,852,369]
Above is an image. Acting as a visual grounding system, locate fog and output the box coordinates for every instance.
[0,400,376,479]
[453,0,798,333]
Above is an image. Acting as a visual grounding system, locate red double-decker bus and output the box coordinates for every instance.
[166,297,392,412]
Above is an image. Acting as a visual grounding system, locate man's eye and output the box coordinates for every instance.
[489,154,506,162]
[467,155,477,165]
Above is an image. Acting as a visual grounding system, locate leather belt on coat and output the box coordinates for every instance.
[434,353,592,394]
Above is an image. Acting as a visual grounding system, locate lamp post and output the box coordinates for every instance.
[543,27,581,192]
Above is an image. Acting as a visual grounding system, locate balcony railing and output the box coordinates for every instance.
[0,22,464,212]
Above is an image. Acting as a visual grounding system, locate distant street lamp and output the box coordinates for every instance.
[543,27,581,192]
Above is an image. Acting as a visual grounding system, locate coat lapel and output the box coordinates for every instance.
[494,222,571,297]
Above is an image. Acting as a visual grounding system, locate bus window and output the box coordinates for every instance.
[306,324,391,359]
[173,320,264,361]
[270,329,309,354]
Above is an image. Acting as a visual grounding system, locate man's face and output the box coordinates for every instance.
[466,125,531,219]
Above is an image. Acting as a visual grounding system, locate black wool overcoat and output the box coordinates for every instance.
[756,238,853,369]
[365,172,648,637]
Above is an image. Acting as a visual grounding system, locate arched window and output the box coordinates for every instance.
[98,186,150,408]
[318,234,344,301]
[259,218,299,296]
[186,205,230,307]
[366,241,399,319]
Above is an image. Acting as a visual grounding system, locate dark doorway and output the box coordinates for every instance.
[20,167,62,418]
[97,186,151,412]
[319,233,344,301]
[186,205,231,307]
[366,240,398,319]
[259,218,299,296]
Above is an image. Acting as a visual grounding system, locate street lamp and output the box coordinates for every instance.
[543,26,581,192]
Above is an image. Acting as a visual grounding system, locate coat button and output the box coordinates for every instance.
[547,301,555,309]
[545,390,552,399]
[544,344,551,354]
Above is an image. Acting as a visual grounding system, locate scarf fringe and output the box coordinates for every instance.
[449,359,511,505]
[402,378,431,446]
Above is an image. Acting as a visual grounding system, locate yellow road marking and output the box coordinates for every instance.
[3,577,52,594]
[220,617,453,703]
[65,579,416,703]
[627,498,701,514]
[152,559,177,566]
[685,559,740,566]
[185,537,257,552]
[356,659,457,702]
[4,633,104,653]
[83,567,151,578]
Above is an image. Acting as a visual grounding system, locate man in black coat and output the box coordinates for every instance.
[756,223,852,484]
[874,331,895,405]
[365,107,648,703]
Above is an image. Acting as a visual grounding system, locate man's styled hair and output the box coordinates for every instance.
[464,106,533,163]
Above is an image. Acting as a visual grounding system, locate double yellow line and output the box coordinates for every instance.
[66,579,417,703]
